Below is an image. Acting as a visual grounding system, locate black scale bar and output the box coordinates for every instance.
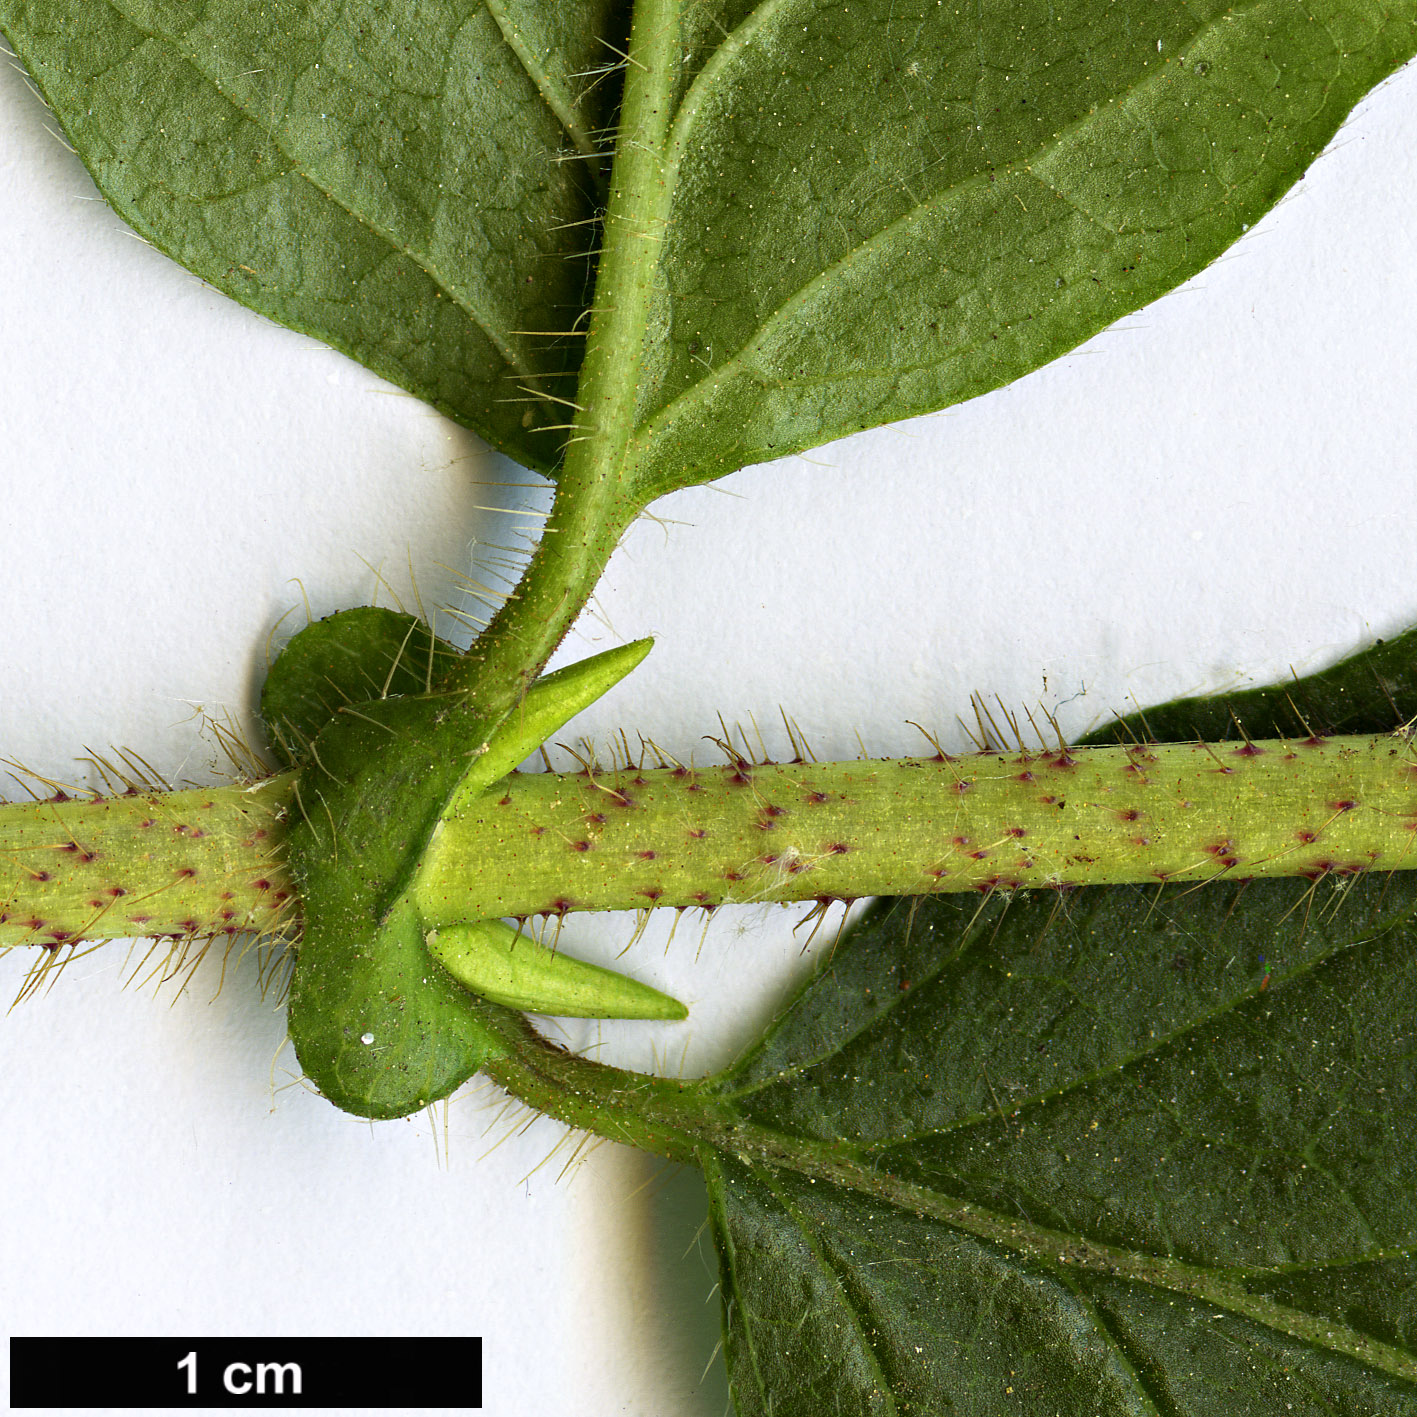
[9,1337,481,1409]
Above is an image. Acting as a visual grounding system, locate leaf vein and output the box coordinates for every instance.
[715,1125,1417,1382]
[1051,1267,1171,1417]
[483,0,604,172]
[101,0,540,386]
[758,1163,904,1416]
[634,0,1293,459]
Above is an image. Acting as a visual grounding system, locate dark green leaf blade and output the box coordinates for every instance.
[704,1153,1158,1417]
[709,1154,1415,1416]
[633,1,1417,497]
[0,0,625,472]
[701,633,1417,1414]
[1079,626,1417,747]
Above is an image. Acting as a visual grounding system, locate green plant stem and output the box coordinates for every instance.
[438,0,680,713]
[0,776,294,949]
[7,734,1417,950]
[416,733,1417,919]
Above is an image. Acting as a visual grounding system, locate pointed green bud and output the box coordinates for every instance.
[444,638,653,814]
[427,918,688,1021]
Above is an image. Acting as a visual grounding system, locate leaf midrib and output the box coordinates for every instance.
[101,0,548,388]
[633,0,1290,461]
[704,1111,1417,1383]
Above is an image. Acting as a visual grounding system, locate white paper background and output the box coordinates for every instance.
[2,40,1416,1417]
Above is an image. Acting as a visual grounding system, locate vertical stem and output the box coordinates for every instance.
[442,0,681,718]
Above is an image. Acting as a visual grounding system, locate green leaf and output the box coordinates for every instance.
[628,0,1417,497]
[1078,625,1417,747]
[697,633,1417,1414]
[0,0,626,472]
[260,607,461,766]
[7,0,1414,501]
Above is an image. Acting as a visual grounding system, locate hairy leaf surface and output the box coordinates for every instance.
[0,0,626,471]
[5,0,1414,497]
[699,633,1417,1414]
[626,0,1417,495]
